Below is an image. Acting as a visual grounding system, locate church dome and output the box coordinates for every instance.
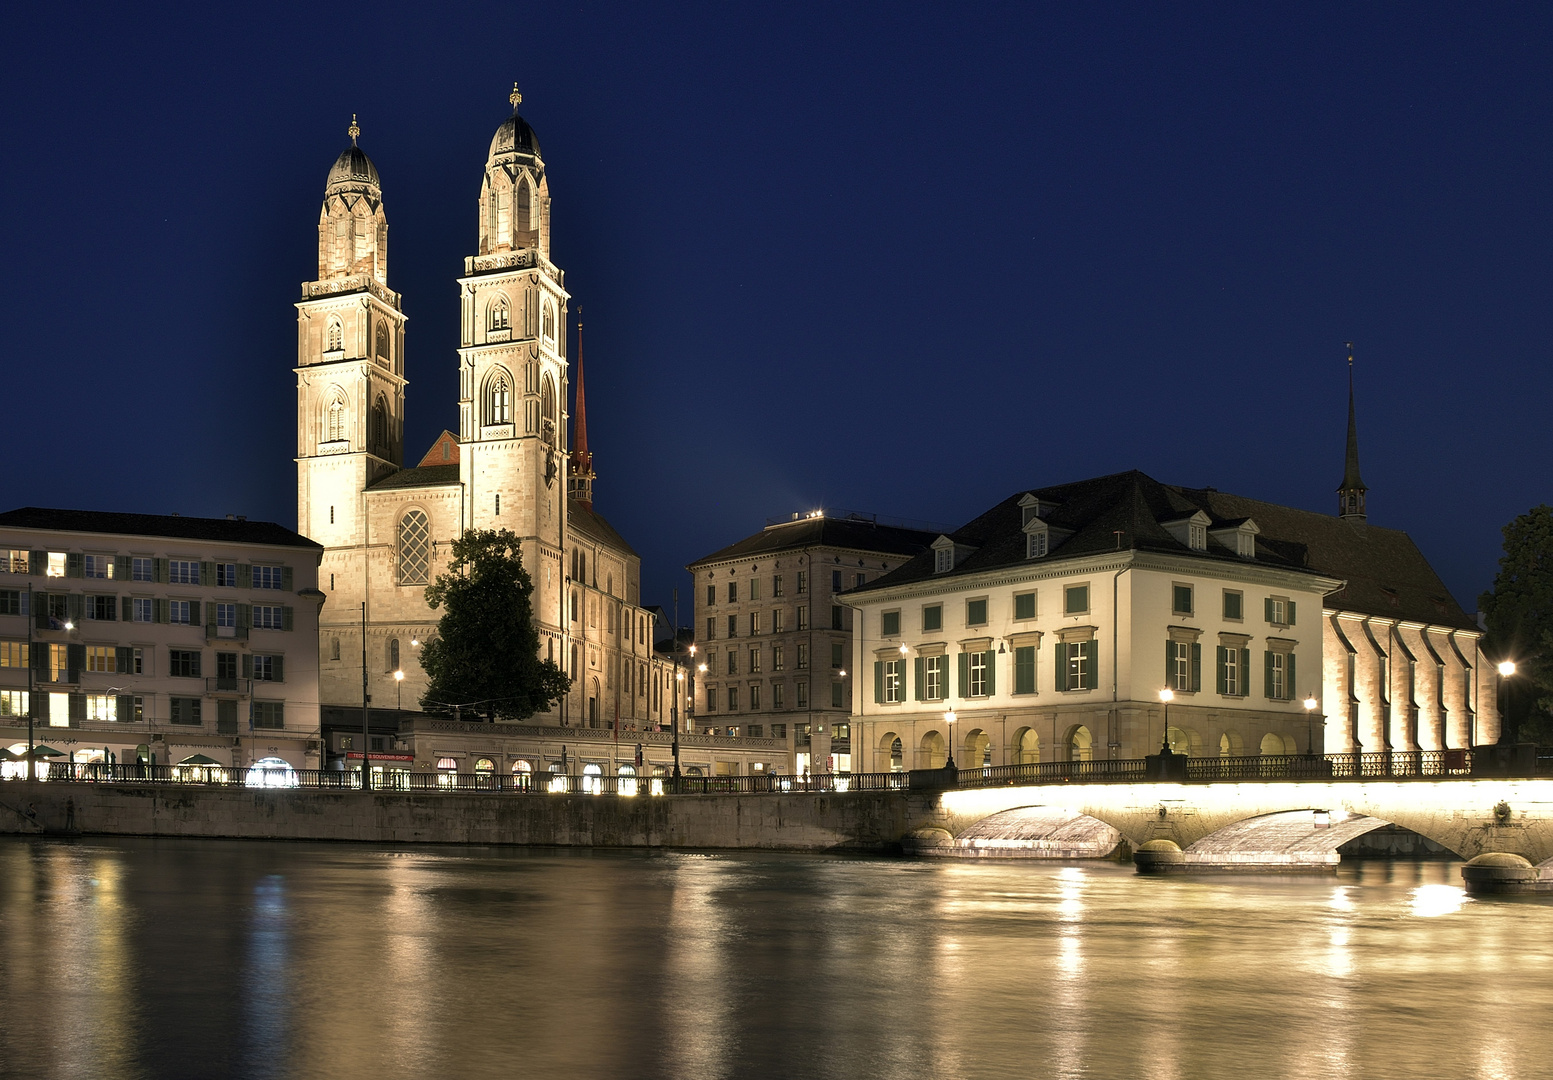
[326,145,380,193]
[488,114,541,162]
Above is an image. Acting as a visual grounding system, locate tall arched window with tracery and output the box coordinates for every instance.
[325,393,347,443]
[486,372,512,426]
[489,295,510,333]
[540,376,556,446]
[326,316,343,352]
[371,395,389,455]
[541,302,555,344]
[398,510,430,585]
[376,320,390,362]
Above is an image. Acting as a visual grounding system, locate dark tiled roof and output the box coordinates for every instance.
[0,507,322,550]
[689,516,938,568]
[852,470,1474,630]
[366,464,460,490]
[569,501,638,559]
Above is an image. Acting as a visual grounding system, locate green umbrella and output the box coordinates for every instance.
[0,748,22,761]
[31,745,65,758]
[178,754,223,766]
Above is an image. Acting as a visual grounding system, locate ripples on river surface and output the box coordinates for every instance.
[0,838,1548,1080]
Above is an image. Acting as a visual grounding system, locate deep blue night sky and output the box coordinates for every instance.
[1,4,1548,613]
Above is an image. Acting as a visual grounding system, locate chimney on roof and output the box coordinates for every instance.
[1337,343,1368,525]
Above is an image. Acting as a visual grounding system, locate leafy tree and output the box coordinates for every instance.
[418,529,570,721]
[1479,505,1553,746]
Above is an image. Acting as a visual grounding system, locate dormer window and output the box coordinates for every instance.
[1209,518,1260,560]
[1189,524,1207,550]
[1027,530,1048,559]
[1164,510,1213,552]
[935,546,953,574]
[1019,493,1057,526]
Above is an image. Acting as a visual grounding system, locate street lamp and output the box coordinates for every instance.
[394,669,405,711]
[1303,694,1323,757]
[1497,660,1517,744]
[1158,688,1174,754]
[943,709,957,770]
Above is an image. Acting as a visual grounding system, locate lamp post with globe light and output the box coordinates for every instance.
[1158,687,1174,754]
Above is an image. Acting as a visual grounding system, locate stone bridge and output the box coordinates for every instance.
[912,777,1553,892]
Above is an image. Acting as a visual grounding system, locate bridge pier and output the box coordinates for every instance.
[1460,853,1553,895]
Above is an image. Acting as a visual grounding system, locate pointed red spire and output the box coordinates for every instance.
[569,312,595,508]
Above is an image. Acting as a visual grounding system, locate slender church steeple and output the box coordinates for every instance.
[1338,343,1367,523]
[568,313,595,509]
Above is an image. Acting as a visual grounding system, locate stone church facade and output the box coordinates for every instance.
[293,99,685,739]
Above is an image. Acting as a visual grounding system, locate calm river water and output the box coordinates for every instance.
[1,838,1549,1080]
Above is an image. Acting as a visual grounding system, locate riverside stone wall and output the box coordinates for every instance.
[0,782,921,852]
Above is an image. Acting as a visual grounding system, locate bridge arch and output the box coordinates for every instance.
[1010,727,1039,765]
[1064,725,1093,762]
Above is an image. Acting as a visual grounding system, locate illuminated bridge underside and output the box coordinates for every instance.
[933,780,1553,869]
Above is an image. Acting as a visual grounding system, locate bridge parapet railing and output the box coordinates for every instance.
[954,759,1148,789]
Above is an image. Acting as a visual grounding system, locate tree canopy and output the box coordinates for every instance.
[1479,505,1553,746]
[418,529,570,721]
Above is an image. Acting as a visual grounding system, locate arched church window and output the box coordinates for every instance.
[371,396,389,455]
[489,295,510,332]
[388,638,400,673]
[540,376,556,446]
[486,373,512,426]
[326,316,343,352]
[541,302,555,344]
[397,510,431,585]
[376,320,390,361]
[326,393,347,443]
[515,177,533,244]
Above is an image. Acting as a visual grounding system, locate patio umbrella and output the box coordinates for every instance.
[0,748,22,761]
[31,746,65,758]
[178,754,223,765]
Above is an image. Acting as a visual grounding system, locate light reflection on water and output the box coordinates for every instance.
[0,840,1548,1080]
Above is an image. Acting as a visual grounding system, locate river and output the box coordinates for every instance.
[0,838,1548,1080]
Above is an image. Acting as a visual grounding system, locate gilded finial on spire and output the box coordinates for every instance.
[348,113,360,146]
[509,83,523,112]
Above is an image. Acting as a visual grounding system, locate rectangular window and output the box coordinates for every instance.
[253,565,284,590]
[253,654,280,681]
[883,658,903,703]
[1014,645,1036,694]
[795,682,807,709]
[216,603,237,628]
[726,651,737,676]
[83,554,113,579]
[830,683,843,709]
[854,573,866,588]
[1223,590,1243,620]
[1223,646,1242,696]
[1168,640,1202,692]
[216,563,237,587]
[86,646,115,672]
[0,589,22,616]
[132,598,153,623]
[0,690,28,717]
[4,550,27,574]
[128,647,143,675]
[924,655,944,700]
[935,548,953,574]
[831,570,842,591]
[773,646,785,671]
[87,595,116,621]
[169,600,192,624]
[882,611,900,636]
[1064,585,1089,616]
[169,697,201,725]
[922,604,942,632]
[168,560,198,585]
[749,578,760,601]
[966,598,988,626]
[1265,597,1294,626]
[169,649,201,678]
[132,556,153,582]
[728,582,738,603]
[1172,585,1193,617]
[1026,531,1049,559]
[1064,641,1097,691]
[749,684,761,710]
[773,575,784,598]
[46,643,66,682]
[748,724,764,737]
[253,701,285,729]
[85,694,114,722]
[706,584,716,606]
[706,617,716,640]
[831,606,844,630]
[772,608,785,633]
[796,643,809,669]
[705,687,717,712]
[46,552,66,577]
[772,684,784,709]
[0,640,28,667]
[1268,651,1287,700]
[968,651,989,697]
[217,652,238,680]
[749,612,761,635]
[727,686,739,711]
[1013,592,1036,620]
[796,606,808,631]
[727,614,737,638]
[253,605,283,630]
[796,571,807,594]
[831,641,844,668]
[749,647,761,673]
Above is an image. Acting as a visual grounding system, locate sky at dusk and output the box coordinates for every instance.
[1,3,1548,614]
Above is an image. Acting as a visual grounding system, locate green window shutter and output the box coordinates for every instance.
[1216,646,1227,695]
[1090,641,1102,690]
[1014,646,1034,694]
[67,643,84,684]
[66,553,84,578]
[1264,651,1274,699]
[1287,601,1296,627]
[984,650,996,696]
[200,562,214,586]
[115,555,131,581]
[958,653,969,697]
[282,606,294,631]
[116,646,131,674]
[120,596,131,622]
[69,692,86,721]
[1057,643,1067,692]
[154,558,169,584]
[238,563,252,589]
[915,657,924,701]
[1240,649,1252,696]
[30,551,46,576]
[32,642,47,674]
[154,599,169,624]
[1191,642,1202,693]
[1264,597,1274,623]
[273,656,285,683]
[34,595,49,631]
[116,695,133,723]
[206,603,218,637]
[282,566,294,592]
[67,594,83,624]
[873,661,883,704]
[243,654,253,679]
[1166,639,1174,687]
[1286,652,1296,700]
[237,603,251,641]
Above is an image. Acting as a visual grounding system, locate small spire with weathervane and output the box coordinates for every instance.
[510,83,523,113]
[1337,342,1368,524]
[348,114,360,146]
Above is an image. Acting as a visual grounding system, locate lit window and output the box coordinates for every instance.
[486,373,512,425]
[924,655,944,700]
[883,658,903,703]
[46,552,65,578]
[84,555,113,579]
[968,651,989,697]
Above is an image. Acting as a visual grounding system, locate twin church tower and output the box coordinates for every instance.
[294,90,655,726]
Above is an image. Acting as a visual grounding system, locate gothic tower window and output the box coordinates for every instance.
[325,392,347,443]
[489,295,510,333]
[542,302,555,345]
[540,375,556,446]
[326,316,343,352]
[376,320,390,363]
[397,510,431,585]
[515,177,533,246]
[486,373,512,426]
[371,395,389,455]
[388,637,400,673]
